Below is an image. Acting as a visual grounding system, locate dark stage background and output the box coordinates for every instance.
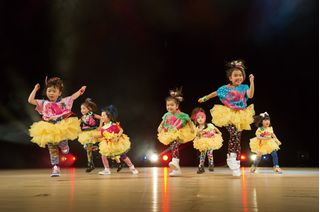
[0,0,318,168]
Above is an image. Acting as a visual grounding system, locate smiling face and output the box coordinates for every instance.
[81,104,90,115]
[166,99,179,113]
[262,119,271,128]
[101,111,110,124]
[229,69,244,86]
[46,86,62,102]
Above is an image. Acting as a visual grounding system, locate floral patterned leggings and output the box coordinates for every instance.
[226,125,242,159]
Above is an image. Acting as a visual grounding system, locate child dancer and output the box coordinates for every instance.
[28,77,85,177]
[191,108,223,174]
[98,105,138,175]
[78,98,101,172]
[158,88,196,177]
[249,112,282,174]
[198,60,255,176]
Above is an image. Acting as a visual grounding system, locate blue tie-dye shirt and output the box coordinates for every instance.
[216,84,249,110]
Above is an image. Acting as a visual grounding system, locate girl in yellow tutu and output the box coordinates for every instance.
[28,77,86,177]
[157,88,196,177]
[78,98,101,173]
[198,60,255,176]
[191,108,223,174]
[250,112,282,174]
[98,105,138,175]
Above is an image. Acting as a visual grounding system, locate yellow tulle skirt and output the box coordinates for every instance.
[210,104,255,131]
[193,134,223,152]
[158,123,196,145]
[29,117,81,148]
[249,138,280,155]
[78,129,101,145]
[99,134,131,157]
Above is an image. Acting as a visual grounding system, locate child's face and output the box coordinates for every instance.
[229,69,244,86]
[196,115,206,125]
[81,105,90,115]
[166,100,179,113]
[46,86,62,102]
[101,111,110,123]
[262,119,270,128]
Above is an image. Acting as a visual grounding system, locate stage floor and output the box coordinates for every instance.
[0,167,318,212]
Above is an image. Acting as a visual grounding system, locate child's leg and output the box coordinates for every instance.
[271,151,279,166]
[99,155,111,175]
[197,151,206,174]
[226,125,241,176]
[121,154,138,174]
[85,143,95,172]
[207,150,214,171]
[169,141,181,176]
[48,143,59,166]
[58,140,69,154]
[199,151,206,166]
[207,150,214,166]
[48,143,60,177]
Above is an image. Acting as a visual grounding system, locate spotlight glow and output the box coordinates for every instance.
[162,155,169,161]
[150,154,159,162]
[251,154,257,161]
[240,155,246,160]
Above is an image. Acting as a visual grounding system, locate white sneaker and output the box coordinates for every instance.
[98,169,111,175]
[227,153,241,177]
[129,166,139,174]
[169,158,180,171]
[51,165,60,177]
[169,169,182,177]
[232,168,241,176]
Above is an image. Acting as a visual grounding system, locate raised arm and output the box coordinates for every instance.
[71,86,87,100]
[187,120,195,133]
[94,114,101,120]
[198,91,217,103]
[247,74,254,99]
[28,83,40,105]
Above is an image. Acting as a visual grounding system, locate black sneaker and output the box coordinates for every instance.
[208,165,214,172]
[197,165,205,174]
[116,163,122,172]
[86,163,95,173]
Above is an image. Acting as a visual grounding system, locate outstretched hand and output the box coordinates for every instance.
[249,74,254,83]
[34,83,40,91]
[79,86,86,95]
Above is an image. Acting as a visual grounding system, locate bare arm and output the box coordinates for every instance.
[94,114,101,120]
[71,86,87,100]
[157,120,164,133]
[28,83,40,105]
[247,74,254,99]
[198,91,217,103]
[188,120,195,133]
[118,127,124,137]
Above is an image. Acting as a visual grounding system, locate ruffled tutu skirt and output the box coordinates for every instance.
[29,117,81,148]
[249,138,280,155]
[158,122,196,145]
[99,134,131,157]
[210,104,255,131]
[78,129,101,145]
[193,134,223,152]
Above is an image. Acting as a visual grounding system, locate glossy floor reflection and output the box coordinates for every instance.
[0,167,318,212]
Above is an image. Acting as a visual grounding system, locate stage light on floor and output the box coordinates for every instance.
[162,155,169,161]
[150,154,159,162]
[240,155,246,160]
[251,154,257,161]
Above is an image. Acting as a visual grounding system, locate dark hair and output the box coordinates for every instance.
[45,77,64,92]
[102,105,118,122]
[191,107,208,129]
[82,98,97,112]
[165,87,184,107]
[254,112,271,128]
[226,60,246,82]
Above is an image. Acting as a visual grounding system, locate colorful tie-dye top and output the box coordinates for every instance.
[256,127,274,138]
[217,84,249,110]
[197,123,216,138]
[81,112,98,130]
[162,111,190,131]
[35,96,73,121]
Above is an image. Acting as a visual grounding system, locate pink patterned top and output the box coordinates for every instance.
[35,96,74,121]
